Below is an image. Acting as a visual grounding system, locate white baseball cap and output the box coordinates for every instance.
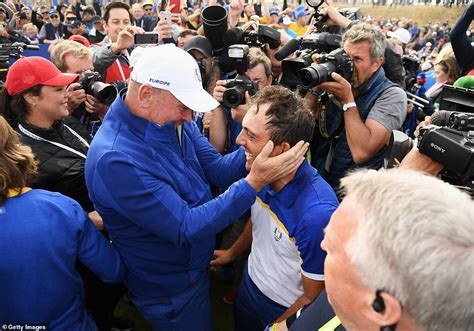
[387,28,411,44]
[130,44,219,113]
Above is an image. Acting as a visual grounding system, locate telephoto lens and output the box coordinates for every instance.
[299,61,337,88]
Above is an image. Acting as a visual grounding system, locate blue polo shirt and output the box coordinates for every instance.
[248,161,338,307]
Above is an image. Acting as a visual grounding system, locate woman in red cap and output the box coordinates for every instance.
[0,56,98,217]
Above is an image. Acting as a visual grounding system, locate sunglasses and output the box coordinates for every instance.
[65,17,76,21]
[50,15,59,19]
[41,12,48,15]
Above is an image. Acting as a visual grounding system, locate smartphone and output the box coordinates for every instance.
[168,0,180,14]
[159,11,172,23]
[160,0,167,11]
[134,32,160,45]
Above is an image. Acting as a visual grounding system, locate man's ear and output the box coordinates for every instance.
[365,291,403,328]
[281,142,291,153]
[270,142,290,157]
[137,84,154,109]
[372,57,384,74]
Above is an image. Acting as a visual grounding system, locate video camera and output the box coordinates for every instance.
[275,0,361,90]
[222,25,281,50]
[385,107,474,194]
[222,45,258,108]
[78,71,118,106]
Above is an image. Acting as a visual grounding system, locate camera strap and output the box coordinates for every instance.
[18,123,89,160]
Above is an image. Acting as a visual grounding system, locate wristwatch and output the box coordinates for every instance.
[342,101,357,112]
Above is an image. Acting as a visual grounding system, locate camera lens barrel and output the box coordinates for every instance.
[223,86,245,108]
[90,82,118,106]
[298,61,336,88]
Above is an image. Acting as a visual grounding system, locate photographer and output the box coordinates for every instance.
[91,2,173,84]
[212,47,273,154]
[307,23,407,190]
[323,5,405,88]
[50,40,109,134]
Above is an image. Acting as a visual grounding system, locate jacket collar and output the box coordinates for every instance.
[110,89,177,143]
[263,161,314,208]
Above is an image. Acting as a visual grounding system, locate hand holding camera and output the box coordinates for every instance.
[111,25,144,54]
[66,83,87,113]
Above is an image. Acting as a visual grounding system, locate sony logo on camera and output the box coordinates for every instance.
[430,142,446,153]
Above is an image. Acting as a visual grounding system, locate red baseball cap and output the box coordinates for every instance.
[4,57,79,96]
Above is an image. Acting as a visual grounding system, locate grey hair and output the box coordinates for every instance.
[342,23,386,63]
[342,169,474,331]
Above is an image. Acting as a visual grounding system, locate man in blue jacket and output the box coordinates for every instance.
[85,44,308,330]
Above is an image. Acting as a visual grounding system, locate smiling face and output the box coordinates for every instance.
[104,7,131,42]
[236,102,273,171]
[343,40,382,88]
[28,85,70,122]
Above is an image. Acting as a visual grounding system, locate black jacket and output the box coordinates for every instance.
[17,116,94,212]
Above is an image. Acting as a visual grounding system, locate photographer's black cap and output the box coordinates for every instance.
[183,36,213,58]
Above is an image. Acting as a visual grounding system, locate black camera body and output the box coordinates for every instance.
[223,75,258,108]
[402,54,420,93]
[298,48,354,89]
[222,45,259,108]
[280,33,342,90]
[417,125,474,177]
[78,71,117,106]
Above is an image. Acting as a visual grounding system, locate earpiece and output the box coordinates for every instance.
[372,289,386,313]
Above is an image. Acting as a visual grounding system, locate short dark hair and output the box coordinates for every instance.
[103,2,131,24]
[83,7,95,16]
[252,86,314,147]
[177,29,198,40]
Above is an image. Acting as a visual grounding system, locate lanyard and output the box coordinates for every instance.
[115,59,127,81]
[18,123,89,160]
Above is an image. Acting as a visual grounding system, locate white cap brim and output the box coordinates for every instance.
[172,89,219,113]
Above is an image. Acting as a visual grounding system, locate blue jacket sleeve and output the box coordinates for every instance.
[72,201,125,283]
[449,4,474,75]
[91,150,257,247]
[189,123,248,188]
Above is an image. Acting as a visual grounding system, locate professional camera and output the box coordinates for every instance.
[222,25,281,50]
[298,48,354,89]
[78,71,118,106]
[279,33,342,90]
[402,54,421,93]
[222,45,258,108]
[384,111,474,194]
[0,42,39,83]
